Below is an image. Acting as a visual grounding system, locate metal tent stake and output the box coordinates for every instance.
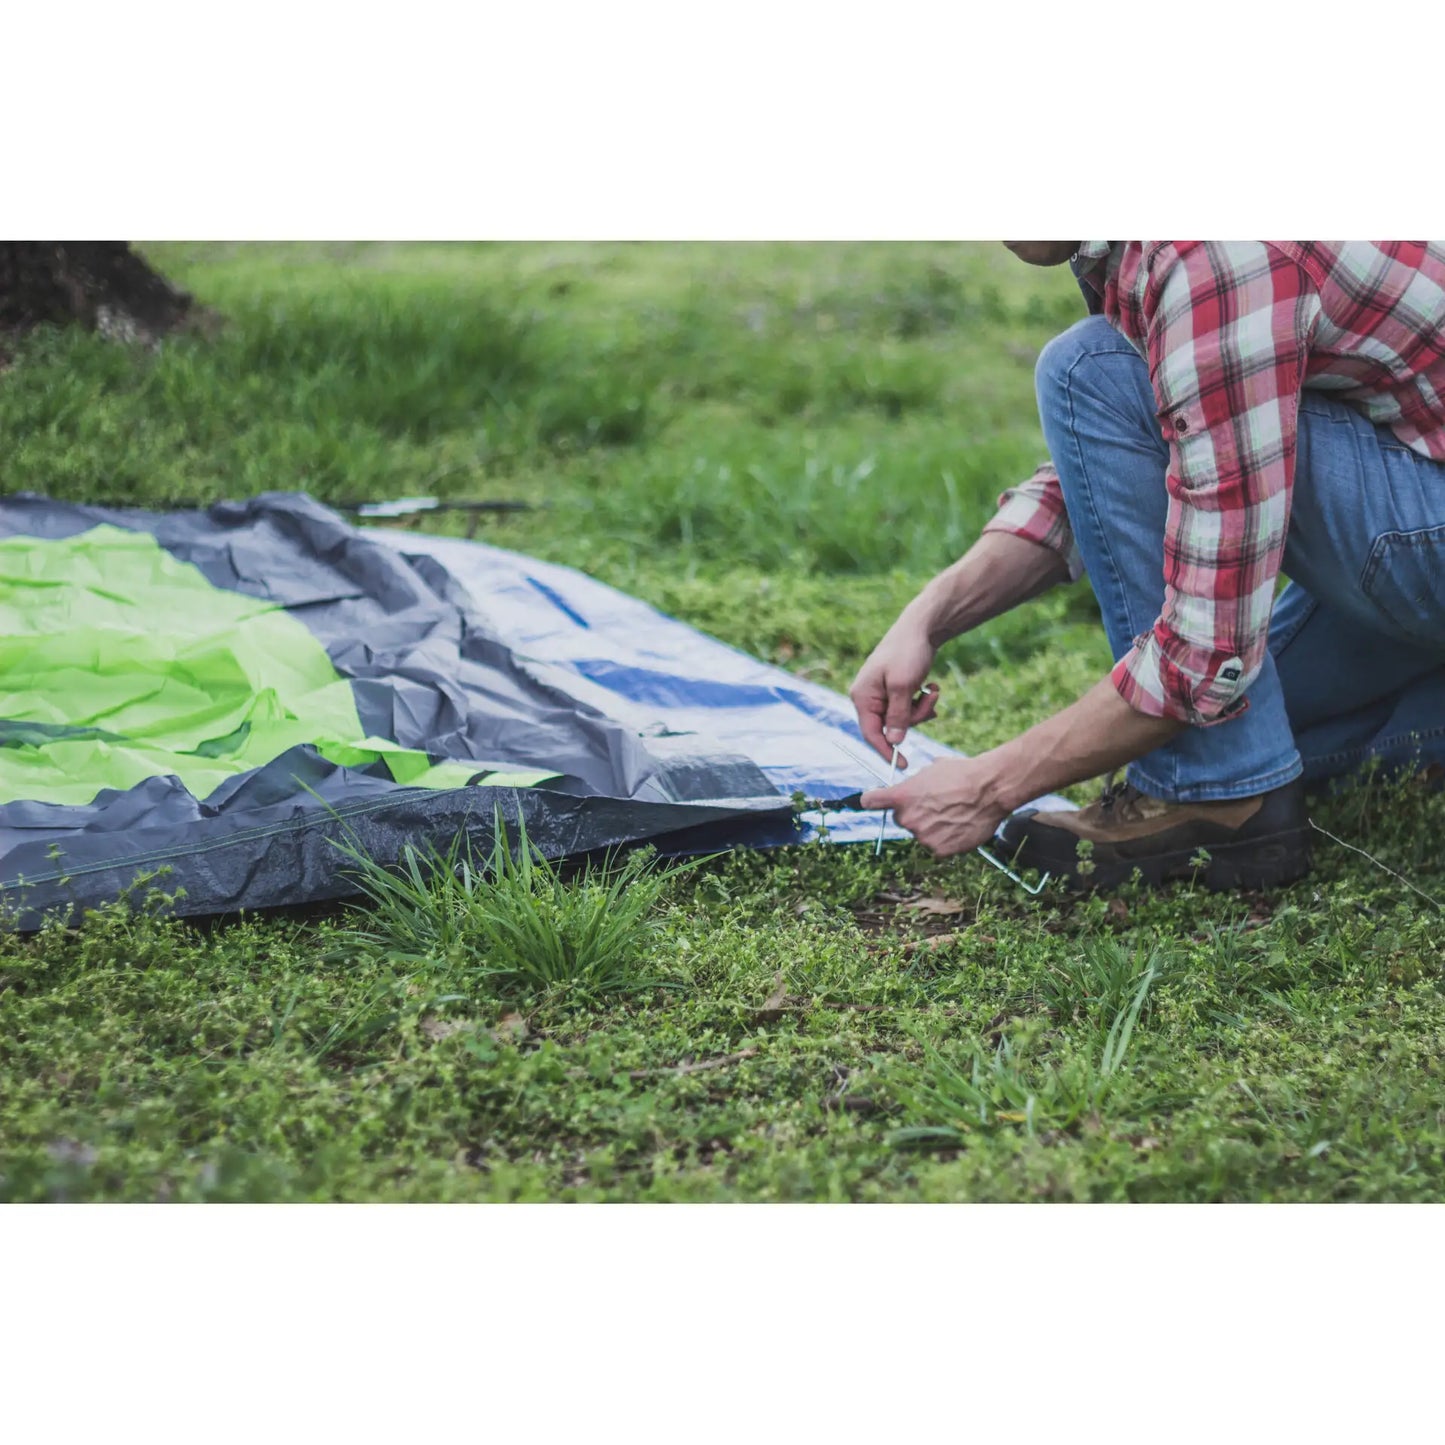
[875,742,900,857]
[976,847,1051,895]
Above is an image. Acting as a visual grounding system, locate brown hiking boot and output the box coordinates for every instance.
[996,775,1312,892]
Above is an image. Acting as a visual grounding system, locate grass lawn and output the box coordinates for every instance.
[2,241,1443,1203]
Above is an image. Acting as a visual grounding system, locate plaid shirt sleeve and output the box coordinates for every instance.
[1115,242,1320,726]
[981,461,1086,582]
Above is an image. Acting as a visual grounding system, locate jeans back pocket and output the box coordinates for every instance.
[1360,524,1445,652]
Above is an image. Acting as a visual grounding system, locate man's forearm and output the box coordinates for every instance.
[901,532,1070,646]
[983,675,1185,812]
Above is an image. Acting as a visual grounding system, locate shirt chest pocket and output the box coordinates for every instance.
[1360,524,1445,649]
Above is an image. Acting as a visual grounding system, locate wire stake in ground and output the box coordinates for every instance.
[876,742,901,856]
[977,846,1051,896]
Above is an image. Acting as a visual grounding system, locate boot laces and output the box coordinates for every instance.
[1093,772,1153,824]
[1098,771,1126,815]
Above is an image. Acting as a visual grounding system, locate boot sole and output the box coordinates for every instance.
[1013,825,1313,893]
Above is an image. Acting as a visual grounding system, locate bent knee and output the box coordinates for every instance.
[1034,315,1120,399]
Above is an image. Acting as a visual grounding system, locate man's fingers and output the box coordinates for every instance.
[909,682,940,725]
[880,740,911,771]
[882,687,921,768]
[880,682,941,768]
[857,707,894,763]
[859,785,900,812]
[856,673,939,769]
[882,689,913,743]
[850,676,893,762]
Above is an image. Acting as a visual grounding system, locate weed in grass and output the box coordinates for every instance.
[267,969,443,1067]
[1036,936,1183,1025]
[889,960,1161,1145]
[333,811,689,1003]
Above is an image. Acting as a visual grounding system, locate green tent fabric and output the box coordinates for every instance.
[0,525,556,805]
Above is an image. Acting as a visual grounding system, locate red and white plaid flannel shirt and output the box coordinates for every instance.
[984,240,1445,725]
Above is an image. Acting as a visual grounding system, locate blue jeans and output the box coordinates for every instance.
[1036,315,1445,801]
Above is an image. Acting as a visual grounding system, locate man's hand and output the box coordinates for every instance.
[848,623,940,769]
[860,756,1009,858]
[848,534,1071,768]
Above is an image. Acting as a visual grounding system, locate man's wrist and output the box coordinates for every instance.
[903,572,970,647]
[974,743,1031,816]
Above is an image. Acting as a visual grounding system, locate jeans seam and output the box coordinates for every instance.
[1267,590,1318,661]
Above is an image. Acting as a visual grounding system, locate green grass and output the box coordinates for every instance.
[2,241,1443,1203]
[334,812,689,1000]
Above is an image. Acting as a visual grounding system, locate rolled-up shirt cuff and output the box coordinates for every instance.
[981,492,1085,583]
[1110,630,1252,727]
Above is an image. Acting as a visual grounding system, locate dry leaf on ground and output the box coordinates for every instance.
[420,1016,470,1042]
[901,896,967,917]
[754,969,789,1025]
[899,931,961,954]
[629,1048,760,1080]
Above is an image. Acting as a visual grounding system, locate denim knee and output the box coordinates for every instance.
[1035,314,1162,479]
[1034,315,1122,424]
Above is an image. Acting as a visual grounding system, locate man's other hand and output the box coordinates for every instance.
[860,756,1008,858]
[848,624,940,768]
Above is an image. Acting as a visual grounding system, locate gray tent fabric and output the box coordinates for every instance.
[0,493,792,925]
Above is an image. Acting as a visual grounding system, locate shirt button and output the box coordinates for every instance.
[1175,414,1190,433]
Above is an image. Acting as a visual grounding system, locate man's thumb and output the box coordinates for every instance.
[859,786,899,811]
[882,689,912,744]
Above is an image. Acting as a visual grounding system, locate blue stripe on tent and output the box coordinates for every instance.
[370,530,1073,847]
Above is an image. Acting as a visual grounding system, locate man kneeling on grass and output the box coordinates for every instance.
[852,241,1445,891]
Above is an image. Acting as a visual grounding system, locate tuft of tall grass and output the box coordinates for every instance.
[333,811,688,1001]
[888,960,1161,1145]
[1036,937,1183,1024]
